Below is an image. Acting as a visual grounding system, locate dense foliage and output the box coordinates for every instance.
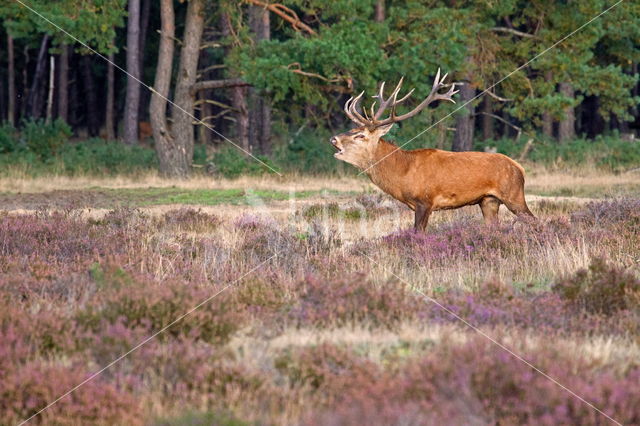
[231,0,640,130]
[0,0,639,176]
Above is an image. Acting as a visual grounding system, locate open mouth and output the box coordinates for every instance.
[331,139,343,155]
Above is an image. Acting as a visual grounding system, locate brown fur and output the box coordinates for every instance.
[331,126,534,231]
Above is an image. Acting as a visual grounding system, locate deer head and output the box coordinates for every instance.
[331,69,459,169]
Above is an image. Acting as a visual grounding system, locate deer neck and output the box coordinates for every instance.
[364,139,412,190]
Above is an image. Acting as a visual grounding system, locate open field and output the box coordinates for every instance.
[1,171,640,425]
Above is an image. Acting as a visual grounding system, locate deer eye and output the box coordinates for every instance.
[354,134,365,139]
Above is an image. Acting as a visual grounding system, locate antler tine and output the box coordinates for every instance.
[344,92,368,126]
[373,68,460,126]
[363,101,371,120]
[373,76,408,120]
[433,82,459,103]
[343,96,352,115]
[347,91,370,125]
[395,87,415,104]
[344,96,355,121]
[389,77,405,100]
[369,101,377,120]
[375,81,386,101]
[341,69,460,128]
[371,80,390,121]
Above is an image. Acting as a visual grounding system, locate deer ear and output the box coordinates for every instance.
[375,123,394,137]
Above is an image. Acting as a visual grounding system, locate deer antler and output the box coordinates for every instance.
[343,69,460,129]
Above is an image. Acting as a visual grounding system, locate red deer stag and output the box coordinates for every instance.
[331,69,534,231]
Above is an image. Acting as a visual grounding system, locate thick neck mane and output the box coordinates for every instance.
[365,138,414,187]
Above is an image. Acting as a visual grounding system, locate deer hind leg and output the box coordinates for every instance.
[414,202,432,232]
[502,191,536,219]
[480,196,501,224]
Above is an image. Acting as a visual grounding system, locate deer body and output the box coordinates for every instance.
[332,69,534,231]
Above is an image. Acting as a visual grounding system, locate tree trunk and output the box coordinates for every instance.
[375,0,385,22]
[452,81,475,151]
[7,32,15,126]
[0,79,4,124]
[139,0,151,72]
[221,12,250,151]
[123,0,141,144]
[631,62,638,129]
[260,95,272,155]
[57,44,70,123]
[558,82,576,143]
[26,34,50,119]
[248,5,272,155]
[233,86,250,150]
[106,51,116,140]
[137,0,151,120]
[582,95,604,139]
[46,56,55,123]
[197,89,211,145]
[69,59,78,128]
[169,0,205,177]
[150,0,176,176]
[541,71,553,138]
[149,0,191,177]
[81,55,100,136]
[21,45,29,119]
[481,96,493,141]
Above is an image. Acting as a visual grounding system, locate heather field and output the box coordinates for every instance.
[1,172,640,425]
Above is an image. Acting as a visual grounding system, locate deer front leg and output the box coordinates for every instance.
[414,202,432,232]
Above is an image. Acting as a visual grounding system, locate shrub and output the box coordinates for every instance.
[381,219,544,264]
[300,202,365,221]
[553,258,640,315]
[571,198,640,230]
[56,138,157,175]
[0,138,158,176]
[276,344,378,391]
[75,273,247,345]
[163,208,222,232]
[273,127,343,175]
[479,136,640,171]
[212,146,275,178]
[1,363,141,425]
[298,339,640,425]
[290,274,421,328]
[22,118,72,159]
[0,123,18,153]
[155,410,249,426]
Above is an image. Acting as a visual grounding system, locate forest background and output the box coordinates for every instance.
[0,0,639,178]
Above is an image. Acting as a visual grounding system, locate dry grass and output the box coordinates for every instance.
[2,171,640,424]
[229,323,640,370]
[1,164,638,195]
[0,171,369,193]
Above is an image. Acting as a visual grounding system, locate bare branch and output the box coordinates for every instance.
[518,138,534,162]
[491,27,537,39]
[197,64,227,79]
[284,63,342,82]
[483,89,513,102]
[244,0,316,35]
[476,111,523,141]
[194,99,235,110]
[191,78,251,95]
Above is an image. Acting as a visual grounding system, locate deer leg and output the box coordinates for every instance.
[480,196,501,224]
[503,194,536,219]
[414,202,432,232]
